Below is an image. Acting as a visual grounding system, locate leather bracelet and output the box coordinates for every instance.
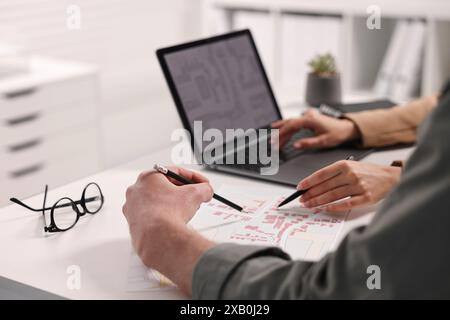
[390,160,404,169]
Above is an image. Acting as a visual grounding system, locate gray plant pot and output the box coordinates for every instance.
[305,72,342,107]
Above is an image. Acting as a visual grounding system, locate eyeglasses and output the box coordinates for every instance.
[10,182,104,233]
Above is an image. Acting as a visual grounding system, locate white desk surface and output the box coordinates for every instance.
[0,142,414,299]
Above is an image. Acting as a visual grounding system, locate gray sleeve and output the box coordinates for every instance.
[192,92,450,300]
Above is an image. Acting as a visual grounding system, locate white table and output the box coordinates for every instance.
[0,143,414,299]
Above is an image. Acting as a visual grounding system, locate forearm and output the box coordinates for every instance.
[192,235,375,300]
[193,243,302,299]
[141,223,215,295]
[345,95,438,147]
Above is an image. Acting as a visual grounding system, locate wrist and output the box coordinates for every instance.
[385,165,402,185]
[341,118,360,142]
[143,219,215,294]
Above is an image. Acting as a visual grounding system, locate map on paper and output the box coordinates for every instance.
[126,184,349,292]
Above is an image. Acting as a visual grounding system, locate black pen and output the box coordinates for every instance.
[153,164,246,212]
[278,156,355,208]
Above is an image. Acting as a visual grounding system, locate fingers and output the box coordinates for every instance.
[166,166,210,185]
[298,161,348,190]
[277,118,305,137]
[164,166,214,204]
[272,111,325,148]
[271,119,287,129]
[274,118,310,147]
[135,167,212,198]
[294,134,330,149]
[301,172,350,202]
[298,160,384,212]
[137,166,213,200]
[302,185,355,208]
[179,182,214,204]
[277,122,299,147]
[322,195,370,213]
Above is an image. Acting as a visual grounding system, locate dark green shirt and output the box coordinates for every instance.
[192,89,450,299]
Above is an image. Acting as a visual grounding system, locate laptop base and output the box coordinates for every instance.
[211,147,373,186]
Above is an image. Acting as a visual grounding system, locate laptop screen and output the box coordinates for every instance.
[162,32,280,148]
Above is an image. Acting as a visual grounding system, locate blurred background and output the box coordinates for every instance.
[1,0,449,206]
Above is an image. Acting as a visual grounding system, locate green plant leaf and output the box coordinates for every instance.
[308,52,338,76]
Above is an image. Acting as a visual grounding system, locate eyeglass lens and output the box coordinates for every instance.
[52,197,78,231]
[84,183,103,214]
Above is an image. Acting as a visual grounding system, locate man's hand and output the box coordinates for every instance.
[122,166,215,294]
[271,109,360,148]
[298,160,402,212]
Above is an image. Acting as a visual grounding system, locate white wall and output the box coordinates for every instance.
[0,0,204,168]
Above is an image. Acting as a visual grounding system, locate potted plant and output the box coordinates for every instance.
[305,53,342,107]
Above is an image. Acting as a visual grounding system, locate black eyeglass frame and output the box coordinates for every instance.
[10,182,104,233]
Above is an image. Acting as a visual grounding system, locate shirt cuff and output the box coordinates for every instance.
[192,243,290,299]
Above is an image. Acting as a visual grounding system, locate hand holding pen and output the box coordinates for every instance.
[294,155,401,212]
[278,156,354,209]
[154,164,245,212]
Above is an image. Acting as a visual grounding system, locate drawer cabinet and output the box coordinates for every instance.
[0,57,100,206]
[0,154,98,205]
[0,100,96,146]
[0,76,96,120]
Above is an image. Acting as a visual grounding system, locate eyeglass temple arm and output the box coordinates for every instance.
[10,195,101,212]
[84,196,101,203]
[46,196,100,210]
[10,198,48,212]
[10,184,51,212]
[50,196,100,209]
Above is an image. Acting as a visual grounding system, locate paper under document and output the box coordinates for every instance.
[127,184,349,292]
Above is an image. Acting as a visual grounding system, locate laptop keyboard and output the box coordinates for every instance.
[215,128,316,172]
[280,128,315,160]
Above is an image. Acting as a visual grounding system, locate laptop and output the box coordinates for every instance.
[156,30,373,186]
